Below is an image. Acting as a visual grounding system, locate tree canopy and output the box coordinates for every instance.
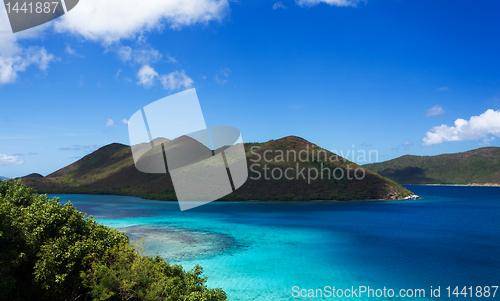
[0,179,227,301]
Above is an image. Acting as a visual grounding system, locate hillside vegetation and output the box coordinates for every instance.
[0,179,226,301]
[22,136,413,202]
[364,147,500,185]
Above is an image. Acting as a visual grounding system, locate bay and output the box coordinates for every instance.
[50,185,500,300]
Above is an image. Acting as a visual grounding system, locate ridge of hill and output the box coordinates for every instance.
[364,147,500,185]
[22,136,413,202]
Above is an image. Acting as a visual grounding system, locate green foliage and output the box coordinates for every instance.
[81,240,226,301]
[0,179,226,301]
[364,147,500,185]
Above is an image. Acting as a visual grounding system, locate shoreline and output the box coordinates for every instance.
[45,192,416,204]
[240,197,413,204]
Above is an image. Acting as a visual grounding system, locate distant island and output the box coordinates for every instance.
[0,176,9,181]
[364,147,500,185]
[21,136,413,202]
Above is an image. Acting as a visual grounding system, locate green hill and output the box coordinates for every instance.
[22,173,43,178]
[364,147,500,185]
[22,136,413,202]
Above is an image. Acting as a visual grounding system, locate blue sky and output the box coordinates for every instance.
[0,0,499,178]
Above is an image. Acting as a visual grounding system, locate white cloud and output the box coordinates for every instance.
[114,69,122,81]
[137,65,193,90]
[215,67,231,85]
[273,2,287,9]
[106,118,116,127]
[1,0,229,84]
[0,8,22,57]
[0,47,56,84]
[116,46,132,61]
[114,45,162,65]
[425,105,445,117]
[60,145,99,152]
[54,0,230,45]
[65,44,84,57]
[166,55,177,63]
[423,109,500,146]
[296,0,363,7]
[137,65,159,87]
[122,119,130,125]
[0,9,57,84]
[215,75,226,85]
[219,68,231,77]
[160,70,194,90]
[392,141,414,151]
[0,154,24,165]
[479,136,496,146]
[436,86,450,91]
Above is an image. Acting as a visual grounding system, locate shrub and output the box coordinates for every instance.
[0,179,226,301]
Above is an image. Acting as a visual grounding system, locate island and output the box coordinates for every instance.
[21,136,414,202]
[364,147,500,185]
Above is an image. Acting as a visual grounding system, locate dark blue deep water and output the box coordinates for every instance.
[51,185,500,300]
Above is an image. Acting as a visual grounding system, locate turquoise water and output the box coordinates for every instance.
[50,186,500,300]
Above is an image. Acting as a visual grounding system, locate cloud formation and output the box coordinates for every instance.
[137,65,159,87]
[425,105,445,117]
[436,86,450,91]
[0,47,56,84]
[273,2,287,9]
[0,154,24,165]
[0,10,57,84]
[392,141,414,151]
[114,46,162,65]
[1,0,230,84]
[54,0,230,45]
[65,44,84,57]
[137,65,193,90]
[423,109,500,146]
[160,70,194,91]
[215,67,231,85]
[60,145,99,152]
[106,118,116,127]
[296,0,363,7]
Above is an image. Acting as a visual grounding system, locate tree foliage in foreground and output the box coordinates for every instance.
[0,179,227,301]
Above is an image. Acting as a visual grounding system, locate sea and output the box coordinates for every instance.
[49,185,500,300]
